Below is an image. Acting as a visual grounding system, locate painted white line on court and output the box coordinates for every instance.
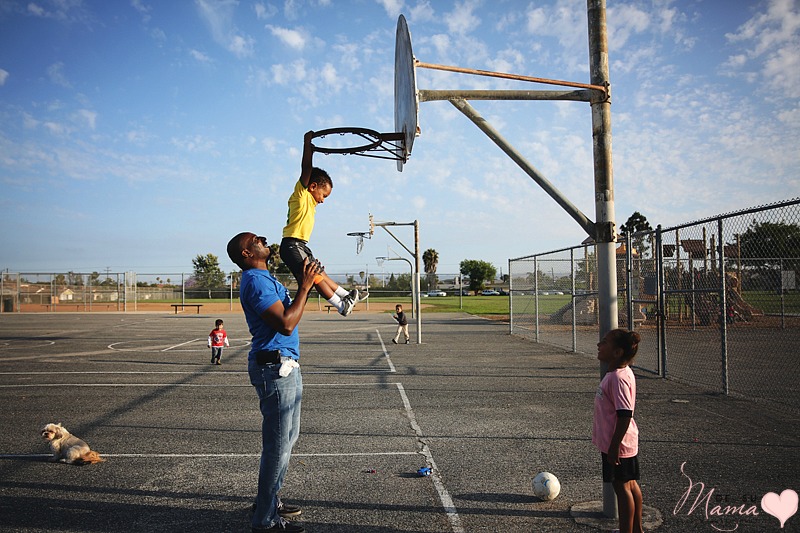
[0,382,406,388]
[376,329,397,373]
[0,451,420,459]
[396,382,464,533]
[161,338,203,352]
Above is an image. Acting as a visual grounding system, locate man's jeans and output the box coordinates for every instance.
[248,360,302,529]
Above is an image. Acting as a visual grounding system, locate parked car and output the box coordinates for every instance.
[426,290,447,297]
[481,289,500,296]
[499,289,509,296]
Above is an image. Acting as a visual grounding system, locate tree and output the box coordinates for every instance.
[192,253,226,298]
[459,259,497,293]
[422,248,439,289]
[619,211,653,257]
[737,220,800,290]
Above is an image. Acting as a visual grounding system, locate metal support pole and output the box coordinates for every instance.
[414,220,421,344]
[588,0,619,519]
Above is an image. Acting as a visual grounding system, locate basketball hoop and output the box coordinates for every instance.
[310,127,405,161]
[347,231,371,254]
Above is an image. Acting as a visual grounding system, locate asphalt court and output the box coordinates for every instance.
[1,311,798,532]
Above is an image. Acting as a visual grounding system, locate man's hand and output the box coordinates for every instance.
[299,257,321,292]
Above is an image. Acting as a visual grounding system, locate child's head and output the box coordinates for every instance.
[215,319,224,328]
[396,304,403,311]
[308,167,333,204]
[597,328,640,366]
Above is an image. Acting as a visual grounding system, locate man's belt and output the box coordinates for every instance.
[254,349,282,365]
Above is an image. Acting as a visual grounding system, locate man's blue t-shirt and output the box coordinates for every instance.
[240,268,300,361]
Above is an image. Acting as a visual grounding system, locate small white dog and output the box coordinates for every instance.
[41,423,104,465]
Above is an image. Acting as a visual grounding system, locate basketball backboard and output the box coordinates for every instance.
[394,14,419,172]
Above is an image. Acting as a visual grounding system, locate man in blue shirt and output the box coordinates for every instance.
[227,232,319,533]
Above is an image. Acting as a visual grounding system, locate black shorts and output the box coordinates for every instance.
[601,453,640,483]
[280,238,315,282]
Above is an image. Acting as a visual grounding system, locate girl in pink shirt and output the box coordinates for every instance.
[592,328,643,533]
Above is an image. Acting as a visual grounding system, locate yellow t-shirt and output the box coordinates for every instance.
[282,179,317,242]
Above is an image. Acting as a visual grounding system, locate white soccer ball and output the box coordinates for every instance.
[532,471,561,501]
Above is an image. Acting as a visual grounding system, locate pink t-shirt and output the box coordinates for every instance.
[592,366,639,458]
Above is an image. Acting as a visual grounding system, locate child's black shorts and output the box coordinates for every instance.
[280,237,315,281]
[601,453,640,483]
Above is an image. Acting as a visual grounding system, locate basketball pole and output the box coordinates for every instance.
[588,0,620,519]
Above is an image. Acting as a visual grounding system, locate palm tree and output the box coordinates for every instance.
[422,248,439,290]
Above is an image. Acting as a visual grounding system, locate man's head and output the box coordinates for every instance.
[308,167,332,205]
[227,232,270,270]
[396,304,403,311]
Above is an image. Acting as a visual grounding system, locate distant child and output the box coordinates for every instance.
[208,319,229,365]
[391,304,410,344]
[592,329,644,533]
[279,131,367,317]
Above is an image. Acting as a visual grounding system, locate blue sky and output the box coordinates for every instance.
[1,0,798,277]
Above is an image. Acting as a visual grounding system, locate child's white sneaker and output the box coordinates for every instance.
[339,296,355,316]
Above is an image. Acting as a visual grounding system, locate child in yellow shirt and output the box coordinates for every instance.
[279,131,368,316]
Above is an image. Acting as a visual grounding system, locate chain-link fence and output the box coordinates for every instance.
[509,198,800,410]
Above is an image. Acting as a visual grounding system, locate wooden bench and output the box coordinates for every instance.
[325,305,335,314]
[171,304,203,314]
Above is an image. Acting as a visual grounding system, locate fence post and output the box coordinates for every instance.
[508,259,513,334]
[718,219,729,395]
[625,232,633,331]
[656,226,666,377]
[534,256,540,342]
[571,248,577,351]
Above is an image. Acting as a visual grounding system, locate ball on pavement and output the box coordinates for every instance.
[532,471,561,501]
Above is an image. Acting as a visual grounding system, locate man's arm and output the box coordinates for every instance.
[259,258,319,335]
[300,130,314,188]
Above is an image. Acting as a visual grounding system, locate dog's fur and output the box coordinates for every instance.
[40,423,104,465]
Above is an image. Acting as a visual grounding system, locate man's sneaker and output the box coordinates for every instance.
[252,517,305,532]
[405,339,410,344]
[277,502,302,517]
[391,339,398,344]
[339,296,355,317]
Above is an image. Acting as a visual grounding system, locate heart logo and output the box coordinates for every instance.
[761,489,798,528]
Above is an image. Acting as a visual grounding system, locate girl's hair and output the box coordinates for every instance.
[309,167,332,188]
[607,328,641,362]
[215,319,224,326]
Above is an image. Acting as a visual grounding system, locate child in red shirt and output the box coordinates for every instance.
[208,319,229,365]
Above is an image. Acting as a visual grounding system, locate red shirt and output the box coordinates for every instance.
[208,329,229,347]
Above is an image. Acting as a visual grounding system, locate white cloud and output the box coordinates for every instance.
[0,68,8,85]
[196,0,255,58]
[445,0,481,35]
[130,0,151,23]
[76,109,97,130]
[254,2,277,20]
[47,62,71,88]
[724,0,800,97]
[267,25,307,50]
[376,0,404,19]
[190,49,213,63]
[271,60,308,86]
[607,4,650,49]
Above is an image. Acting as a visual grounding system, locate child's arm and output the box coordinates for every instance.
[606,412,633,465]
[224,335,230,347]
[300,130,314,188]
[207,334,212,348]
